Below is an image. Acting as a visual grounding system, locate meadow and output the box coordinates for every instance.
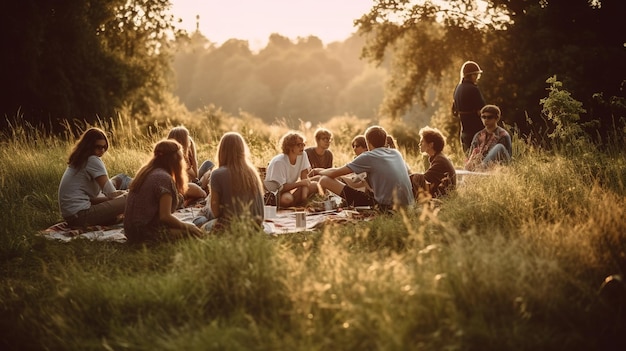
[1,114,625,351]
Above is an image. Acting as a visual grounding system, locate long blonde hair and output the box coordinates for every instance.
[130,140,188,195]
[216,132,263,196]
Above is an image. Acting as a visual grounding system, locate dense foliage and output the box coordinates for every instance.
[0,0,178,131]
[356,0,626,144]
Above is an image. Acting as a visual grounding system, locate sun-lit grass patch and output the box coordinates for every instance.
[1,114,625,350]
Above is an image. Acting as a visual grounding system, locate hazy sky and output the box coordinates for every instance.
[170,0,374,50]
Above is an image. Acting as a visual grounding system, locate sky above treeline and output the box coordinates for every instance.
[170,0,375,50]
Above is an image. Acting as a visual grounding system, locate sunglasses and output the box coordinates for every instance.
[481,114,497,120]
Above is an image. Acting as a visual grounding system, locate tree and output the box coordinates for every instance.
[356,0,626,144]
[0,0,179,132]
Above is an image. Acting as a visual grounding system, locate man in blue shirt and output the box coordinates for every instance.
[310,125,414,211]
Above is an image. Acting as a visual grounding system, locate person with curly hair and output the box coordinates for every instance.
[410,126,457,199]
[265,131,318,207]
[166,125,207,202]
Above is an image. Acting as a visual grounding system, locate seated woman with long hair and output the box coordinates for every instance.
[204,132,264,231]
[124,139,204,243]
[58,127,126,227]
[166,125,208,203]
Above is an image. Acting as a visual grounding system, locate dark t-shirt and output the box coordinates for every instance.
[453,79,486,150]
[305,147,333,169]
[124,168,181,241]
[410,153,457,198]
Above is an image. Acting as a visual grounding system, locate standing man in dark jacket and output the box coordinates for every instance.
[453,61,486,153]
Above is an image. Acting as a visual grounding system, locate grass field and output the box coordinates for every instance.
[1,116,625,350]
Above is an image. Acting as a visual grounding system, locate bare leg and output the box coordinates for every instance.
[319,176,347,196]
[279,191,295,207]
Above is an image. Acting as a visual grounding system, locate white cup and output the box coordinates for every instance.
[264,205,276,219]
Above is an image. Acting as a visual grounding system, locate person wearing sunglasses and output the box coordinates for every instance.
[265,131,318,208]
[305,127,334,170]
[465,104,512,171]
[312,126,414,212]
[350,135,367,157]
[58,127,127,227]
[338,134,371,192]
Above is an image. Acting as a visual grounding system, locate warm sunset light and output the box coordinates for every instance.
[171,0,374,49]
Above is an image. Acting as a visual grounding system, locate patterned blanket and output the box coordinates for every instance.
[38,207,375,242]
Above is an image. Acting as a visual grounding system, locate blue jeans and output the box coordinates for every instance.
[483,144,510,166]
[111,173,132,190]
[198,160,215,178]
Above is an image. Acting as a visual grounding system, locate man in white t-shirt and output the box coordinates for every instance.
[311,126,414,211]
[265,131,318,207]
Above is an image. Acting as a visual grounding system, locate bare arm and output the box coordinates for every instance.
[340,173,371,192]
[159,193,204,236]
[95,174,125,200]
[281,177,311,192]
[316,165,353,179]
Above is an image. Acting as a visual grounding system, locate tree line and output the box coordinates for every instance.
[2,0,624,149]
[171,32,393,127]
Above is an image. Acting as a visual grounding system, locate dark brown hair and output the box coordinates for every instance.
[364,126,387,149]
[67,127,109,169]
[419,126,446,153]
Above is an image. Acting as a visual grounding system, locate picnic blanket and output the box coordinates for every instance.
[38,207,375,242]
[39,222,127,243]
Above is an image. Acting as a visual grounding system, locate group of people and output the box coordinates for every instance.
[453,60,512,171]
[263,126,416,212]
[57,60,510,243]
[58,126,263,243]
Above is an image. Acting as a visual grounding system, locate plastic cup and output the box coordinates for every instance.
[264,205,276,219]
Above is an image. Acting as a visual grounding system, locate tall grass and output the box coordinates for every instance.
[1,114,625,350]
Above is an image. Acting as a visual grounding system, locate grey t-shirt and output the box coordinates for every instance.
[210,166,264,227]
[58,155,108,218]
[347,148,414,207]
